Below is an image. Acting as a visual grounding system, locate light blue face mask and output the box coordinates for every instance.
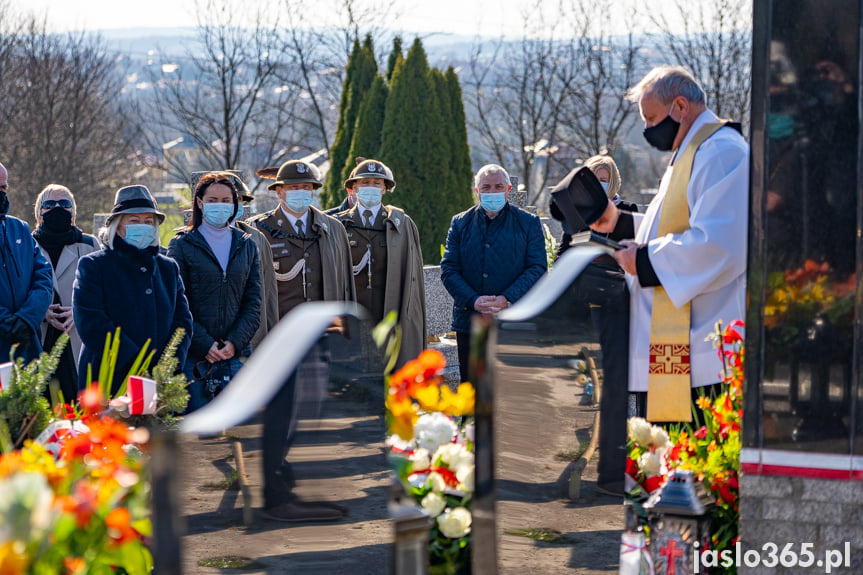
[282,190,312,214]
[357,186,383,208]
[123,223,156,250]
[480,192,507,213]
[600,181,610,194]
[202,203,234,227]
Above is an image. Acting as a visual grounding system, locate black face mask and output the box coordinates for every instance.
[643,108,681,152]
[42,206,73,232]
[0,191,8,216]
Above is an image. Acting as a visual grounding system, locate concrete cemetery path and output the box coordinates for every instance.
[175,374,622,574]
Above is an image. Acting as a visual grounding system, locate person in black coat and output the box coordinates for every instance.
[551,156,638,498]
[167,172,261,412]
[73,185,192,394]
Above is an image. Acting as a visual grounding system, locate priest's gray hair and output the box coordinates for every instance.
[34,184,76,224]
[99,215,161,249]
[626,66,706,105]
[473,164,511,190]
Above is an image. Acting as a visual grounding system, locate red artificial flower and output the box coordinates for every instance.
[643,475,664,493]
[54,403,77,420]
[625,457,639,478]
[694,426,709,440]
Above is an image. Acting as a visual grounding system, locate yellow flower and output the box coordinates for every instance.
[440,383,475,417]
[414,384,442,412]
[0,541,29,574]
[387,393,418,441]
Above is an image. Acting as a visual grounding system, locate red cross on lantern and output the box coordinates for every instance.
[659,539,684,575]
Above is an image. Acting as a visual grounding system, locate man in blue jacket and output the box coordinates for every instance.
[0,162,54,364]
[441,164,547,382]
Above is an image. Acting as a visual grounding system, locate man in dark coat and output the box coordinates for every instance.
[324,190,355,216]
[441,164,547,382]
[0,162,54,364]
[73,185,192,393]
[335,158,426,369]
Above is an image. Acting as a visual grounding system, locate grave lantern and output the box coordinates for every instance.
[390,478,432,575]
[644,469,714,575]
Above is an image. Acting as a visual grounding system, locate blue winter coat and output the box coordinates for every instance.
[0,216,53,363]
[440,203,547,333]
[73,236,193,392]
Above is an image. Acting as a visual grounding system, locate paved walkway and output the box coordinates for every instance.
[174,359,622,574]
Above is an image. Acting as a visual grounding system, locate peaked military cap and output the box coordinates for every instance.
[266,160,323,191]
[344,158,396,190]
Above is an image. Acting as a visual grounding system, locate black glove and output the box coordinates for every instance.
[1,316,33,348]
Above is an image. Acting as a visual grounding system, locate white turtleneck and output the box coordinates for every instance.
[198,220,232,272]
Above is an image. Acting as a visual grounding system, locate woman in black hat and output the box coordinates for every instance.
[72,185,192,394]
[32,184,100,400]
[167,172,262,412]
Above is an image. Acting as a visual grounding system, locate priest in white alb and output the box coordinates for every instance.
[611,66,749,423]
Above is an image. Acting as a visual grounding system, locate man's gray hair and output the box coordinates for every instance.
[99,215,161,249]
[626,66,706,105]
[473,164,510,190]
[34,184,76,224]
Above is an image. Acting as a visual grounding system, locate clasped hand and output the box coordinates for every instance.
[205,340,236,363]
[45,304,74,332]
[474,294,508,315]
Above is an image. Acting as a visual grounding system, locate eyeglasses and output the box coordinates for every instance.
[41,199,73,210]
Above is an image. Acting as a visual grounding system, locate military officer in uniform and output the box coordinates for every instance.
[249,159,354,522]
[250,160,354,316]
[335,158,425,369]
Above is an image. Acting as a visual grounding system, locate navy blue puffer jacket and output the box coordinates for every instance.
[166,227,261,360]
[440,203,547,332]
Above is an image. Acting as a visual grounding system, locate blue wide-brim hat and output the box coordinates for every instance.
[106,185,166,224]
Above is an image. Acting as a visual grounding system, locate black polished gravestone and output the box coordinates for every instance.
[746,0,862,454]
[471,246,627,574]
[150,303,392,574]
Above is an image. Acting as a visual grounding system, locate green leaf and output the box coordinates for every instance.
[131,517,152,538]
[118,339,153,397]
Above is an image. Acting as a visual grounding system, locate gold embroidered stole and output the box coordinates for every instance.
[646,122,727,422]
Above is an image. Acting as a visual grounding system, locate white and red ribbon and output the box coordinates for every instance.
[109,376,158,415]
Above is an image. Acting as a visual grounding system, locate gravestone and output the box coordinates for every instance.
[742,0,863,570]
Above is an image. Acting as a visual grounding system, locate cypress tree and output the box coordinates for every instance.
[346,74,389,166]
[386,36,403,82]
[442,67,474,211]
[379,39,452,265]
[322,35,377,208]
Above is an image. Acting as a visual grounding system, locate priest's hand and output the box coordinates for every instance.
[613,240,639,276]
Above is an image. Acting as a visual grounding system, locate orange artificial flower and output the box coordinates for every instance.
[78,384,105,414]
[105,506,138,546]
[63,557,86,574]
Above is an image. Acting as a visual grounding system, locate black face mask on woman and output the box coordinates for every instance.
[643,104,681,152]
[42,206,73,233]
